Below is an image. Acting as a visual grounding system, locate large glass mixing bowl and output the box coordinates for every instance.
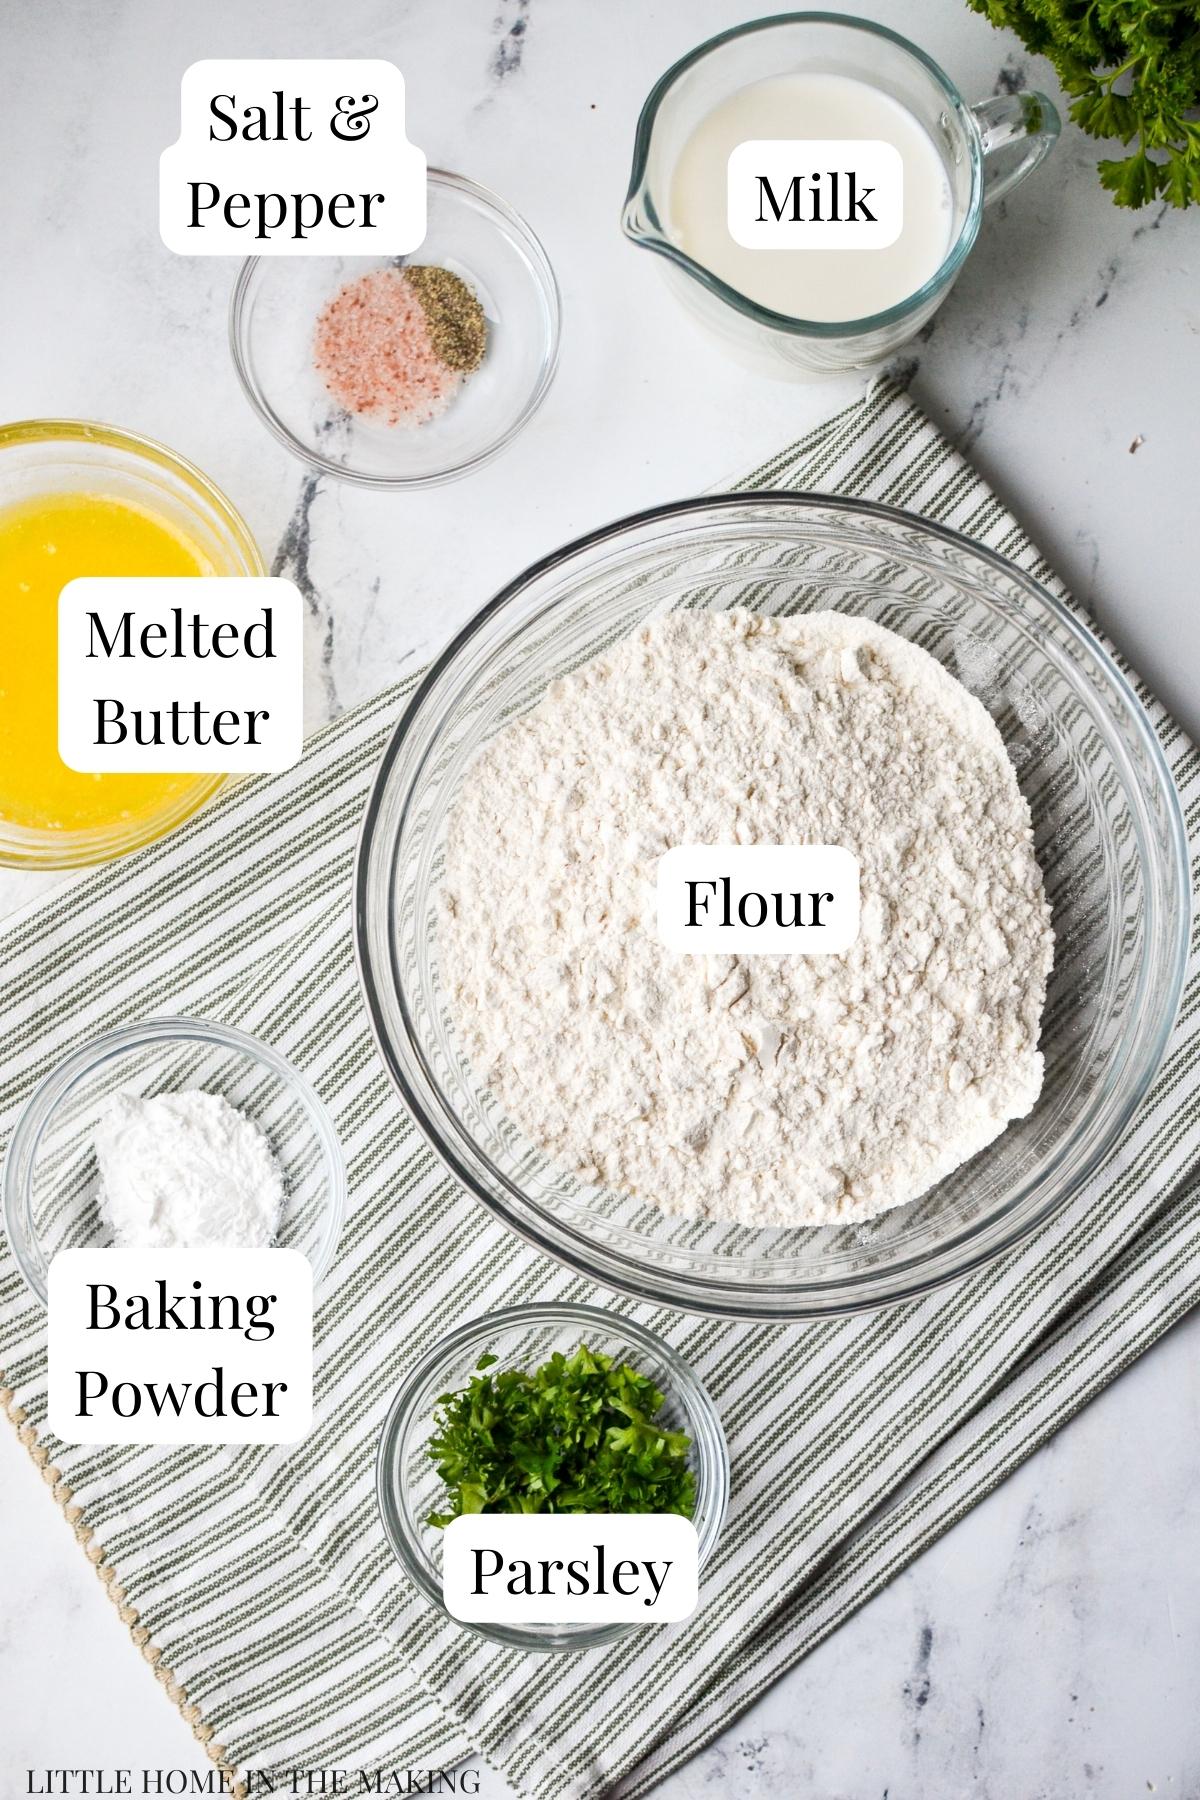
[355,497,1188,1319]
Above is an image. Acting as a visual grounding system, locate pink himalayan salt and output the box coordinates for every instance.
[313,268,462,428]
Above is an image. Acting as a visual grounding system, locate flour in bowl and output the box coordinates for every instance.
[439,610,1053,1228]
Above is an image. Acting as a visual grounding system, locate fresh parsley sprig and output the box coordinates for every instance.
[425,1343,697,1527]
[968,0,1200,206]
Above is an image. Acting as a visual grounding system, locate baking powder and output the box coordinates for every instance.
[94,1089,285,1250]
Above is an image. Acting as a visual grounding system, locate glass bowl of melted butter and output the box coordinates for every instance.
[0,419,264,868]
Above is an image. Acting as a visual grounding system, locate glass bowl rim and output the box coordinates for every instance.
[229,168,563,491]
[354,491,1190,1320]
[0,418,265,868]
[374,1300,730,1652]
[2,1013,347,1306]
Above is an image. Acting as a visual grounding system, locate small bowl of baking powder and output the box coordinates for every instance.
[2,1016,346,1306]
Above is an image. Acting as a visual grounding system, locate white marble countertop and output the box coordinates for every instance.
[2,2,1199,1795]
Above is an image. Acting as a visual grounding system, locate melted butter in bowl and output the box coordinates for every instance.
[0,419,264,868]
[0,491,213,835]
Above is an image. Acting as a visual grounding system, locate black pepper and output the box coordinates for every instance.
[403,265,488,375]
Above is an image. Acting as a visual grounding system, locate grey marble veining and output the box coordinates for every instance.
[2,2,1199,1796]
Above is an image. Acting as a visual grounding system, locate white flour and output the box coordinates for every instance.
[440,610,1053,1228]
[94,1089,284,1249]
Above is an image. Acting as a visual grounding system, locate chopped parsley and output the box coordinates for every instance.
[425,1343,697,1527]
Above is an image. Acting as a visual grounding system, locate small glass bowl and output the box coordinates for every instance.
[3,1016,346,1306]
[0,419,265,869]
[230,170,561,489]
[376,1304,729,1653]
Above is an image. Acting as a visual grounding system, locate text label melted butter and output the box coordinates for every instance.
[58,576,303,775]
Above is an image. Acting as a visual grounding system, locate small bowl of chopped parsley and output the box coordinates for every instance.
[376,1303,729,1651]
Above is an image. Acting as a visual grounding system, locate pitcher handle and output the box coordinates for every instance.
[971,92,1061,206]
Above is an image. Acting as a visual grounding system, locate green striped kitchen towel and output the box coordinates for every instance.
[3,381,1199,1800]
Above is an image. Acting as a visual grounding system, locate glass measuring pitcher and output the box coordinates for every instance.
[622,13,1059,377]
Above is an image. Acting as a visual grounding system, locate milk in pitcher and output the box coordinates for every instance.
[669,73,955,322]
